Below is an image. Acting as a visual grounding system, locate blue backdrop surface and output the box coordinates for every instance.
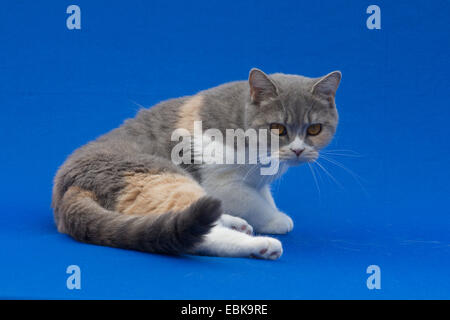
[0,0,449,299]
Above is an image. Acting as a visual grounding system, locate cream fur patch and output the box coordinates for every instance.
[116,172,206,215]
[176,95,204,133]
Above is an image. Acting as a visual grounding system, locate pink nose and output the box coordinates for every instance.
[291,148,304,156]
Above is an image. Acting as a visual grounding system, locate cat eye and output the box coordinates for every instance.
[307,123,322,136]
[270,123,287,136]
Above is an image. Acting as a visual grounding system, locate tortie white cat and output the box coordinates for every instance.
[52,68,341,260]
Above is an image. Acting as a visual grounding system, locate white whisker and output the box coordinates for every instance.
[321,152,362,158]
[322,149,361,155]
[319,154,369,197]
[308,162,321,195]
[314,160,345,190]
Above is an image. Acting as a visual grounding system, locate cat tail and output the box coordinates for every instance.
[56,187,222,254]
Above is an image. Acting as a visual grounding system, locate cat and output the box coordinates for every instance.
[52,68,341,260]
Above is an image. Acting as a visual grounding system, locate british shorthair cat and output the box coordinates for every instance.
[52,68,341,260]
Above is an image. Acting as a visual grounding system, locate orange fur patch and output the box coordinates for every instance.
[176,95,204,133]
[65,186,96,201]
[116,172,206,215]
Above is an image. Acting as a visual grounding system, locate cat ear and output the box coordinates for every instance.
[312,71,342,98]
[248,68,278,104]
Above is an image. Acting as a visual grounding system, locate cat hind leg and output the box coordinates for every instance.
[190,225,282,260]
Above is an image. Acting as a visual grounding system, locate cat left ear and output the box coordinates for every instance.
[248,68,278,104]
[312,71,342,98]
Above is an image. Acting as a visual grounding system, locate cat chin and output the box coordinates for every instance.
[280,158,311,167]
[280,158,306,167]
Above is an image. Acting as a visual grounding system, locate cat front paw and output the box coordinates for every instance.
[256,213,294,234]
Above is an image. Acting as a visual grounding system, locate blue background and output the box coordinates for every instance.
[0,0,449,299]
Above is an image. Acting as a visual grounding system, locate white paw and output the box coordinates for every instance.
[248,237,283,260]
[219,214,253,235]
[256,213,294,234]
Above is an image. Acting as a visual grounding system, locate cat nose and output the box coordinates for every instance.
[290,148,304,157]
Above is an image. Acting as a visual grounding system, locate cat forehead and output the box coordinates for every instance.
[270,74,316,107]
[269,76,331,123]
[270,73,313,90]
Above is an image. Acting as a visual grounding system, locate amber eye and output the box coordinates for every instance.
[307,123,322,136]
[270,123,287,136]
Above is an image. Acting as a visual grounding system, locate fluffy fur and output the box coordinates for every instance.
[52,68,341,260]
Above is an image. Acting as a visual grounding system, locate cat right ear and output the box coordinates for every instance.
[248,68,278,104]
[312,71,342,99]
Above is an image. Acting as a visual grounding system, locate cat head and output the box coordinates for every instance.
[245,68,341,166]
